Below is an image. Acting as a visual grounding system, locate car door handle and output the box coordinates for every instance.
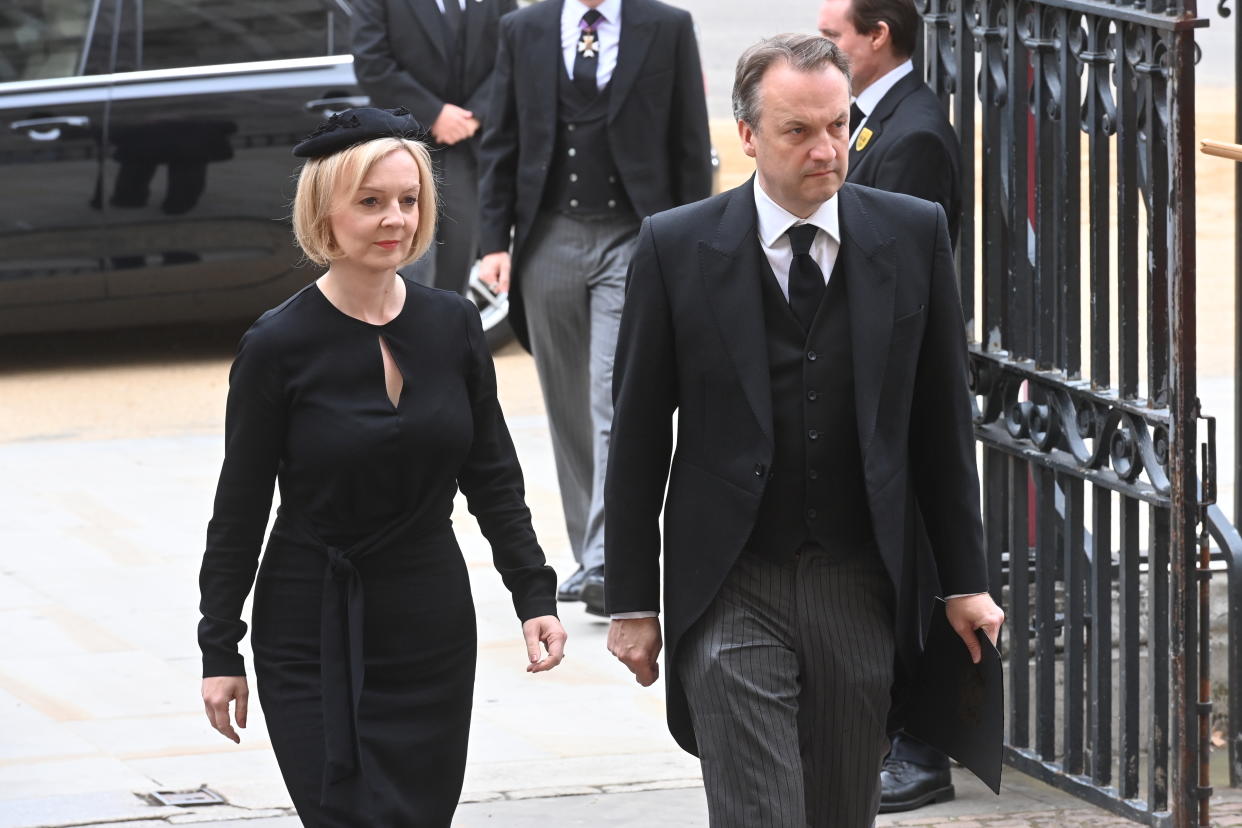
[10,116,91,141]
[304,96,370,118]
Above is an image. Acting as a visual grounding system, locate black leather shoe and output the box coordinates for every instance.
[878,759,954,813]
[580,566,607,617]
[557,566,587,602]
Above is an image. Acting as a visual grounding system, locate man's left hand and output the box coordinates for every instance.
[945,593,1005,664]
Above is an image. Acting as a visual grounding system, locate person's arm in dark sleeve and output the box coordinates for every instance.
[668,12,713,204]
[477,16,520,255]
[351,0,445,127]
[907,204,987,596]
[463,0,519,125]
[456,298,557,621]
[198,325,285,678]
[604,218,678,614]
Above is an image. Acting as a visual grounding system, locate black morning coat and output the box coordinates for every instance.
[603,178,989,756]
[477,0,713,347]
[350,0,517,147]
[847,70,963,244]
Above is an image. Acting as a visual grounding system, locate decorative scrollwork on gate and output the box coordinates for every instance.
[971,353,1171,498]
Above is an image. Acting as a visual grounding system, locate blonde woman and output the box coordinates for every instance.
[197,108,565,827]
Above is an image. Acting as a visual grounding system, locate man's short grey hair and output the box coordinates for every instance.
[732,34,853,128]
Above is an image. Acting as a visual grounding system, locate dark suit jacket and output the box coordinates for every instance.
[351,0,516,139]
[848,71,962,244]
[477,0,713,347]
[603,179,987,756]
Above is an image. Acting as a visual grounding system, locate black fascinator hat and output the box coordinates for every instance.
[292,107,425,159]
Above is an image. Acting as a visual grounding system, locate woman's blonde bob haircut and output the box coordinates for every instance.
[292,137,437,268]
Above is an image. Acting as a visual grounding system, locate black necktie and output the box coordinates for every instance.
[786,224,826,330]
[573,9,604,98]
[849,101,865,135]
[441,0,464,40]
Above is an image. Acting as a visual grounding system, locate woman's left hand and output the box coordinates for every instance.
[522,615,567,673]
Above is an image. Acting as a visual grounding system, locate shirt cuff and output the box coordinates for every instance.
[943,592,987,600]
[611,610,659,619]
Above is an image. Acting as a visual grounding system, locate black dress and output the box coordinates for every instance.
[198,279,557,827]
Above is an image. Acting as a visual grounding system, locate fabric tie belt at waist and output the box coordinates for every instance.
[273,506,452,805]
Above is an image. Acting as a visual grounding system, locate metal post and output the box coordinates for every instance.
[1170,8,1201,825]
[1235,0,1242,535]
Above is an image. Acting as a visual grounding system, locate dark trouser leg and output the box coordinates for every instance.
[519,214,595,563]
[578,218,636,571]
[678,553,806,828]
[889,732,951,768]
[678,547,895,828]
[795,547,895,827]
[428,142,479,294]
[406,142,480,294]
[520,212,638,570]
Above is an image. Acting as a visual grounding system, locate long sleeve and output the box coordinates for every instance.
[456,299,557,621]
[603,218,678,614]
[477,15,520,255]
[198,324,285,677]
[667,11,713,205]
[907,205,987,595]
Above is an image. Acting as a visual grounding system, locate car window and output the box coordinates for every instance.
[121,0,350,73]
[0,0,108,83]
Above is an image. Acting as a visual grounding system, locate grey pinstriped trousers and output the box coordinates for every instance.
[519,211,640,570]
[678,545,897,827]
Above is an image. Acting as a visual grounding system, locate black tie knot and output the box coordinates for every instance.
[787,223,819,256]
[582,8,603,28]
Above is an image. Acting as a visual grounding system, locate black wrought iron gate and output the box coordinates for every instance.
[915,0,1229,822]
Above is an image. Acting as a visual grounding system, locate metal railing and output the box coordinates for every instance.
[917,0,1225,821]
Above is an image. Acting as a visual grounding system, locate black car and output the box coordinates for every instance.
[0,0,512,346]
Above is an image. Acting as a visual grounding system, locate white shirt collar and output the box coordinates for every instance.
[753,177,840,249]
[853,59,914,118]
[562,0,622,28]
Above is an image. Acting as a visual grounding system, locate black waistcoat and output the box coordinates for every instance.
[745,245,876,562]
[541,67,634,217]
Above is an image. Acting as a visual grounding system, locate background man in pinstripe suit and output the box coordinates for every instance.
[477,0,712,614]
[604,34,1003,826]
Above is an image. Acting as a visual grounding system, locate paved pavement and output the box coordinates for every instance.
[2,18,1241,825]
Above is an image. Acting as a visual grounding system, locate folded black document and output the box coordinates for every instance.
[903,597,1004,794]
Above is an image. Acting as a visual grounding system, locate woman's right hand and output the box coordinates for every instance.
[202,676,249,743]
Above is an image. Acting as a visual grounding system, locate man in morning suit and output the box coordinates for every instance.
[603,34,1003,827]
[352,0,516,293]
[477,0,712,614]
[818,0,964,809]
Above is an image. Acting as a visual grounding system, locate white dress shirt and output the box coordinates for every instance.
[753,178,841,297]
[434,0,466,13]
[560,0,622,88]
[849,59,914,145]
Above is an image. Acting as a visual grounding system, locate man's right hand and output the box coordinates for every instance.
[431,103,478,145]
[607,617,662,687]
[478,252,511,294]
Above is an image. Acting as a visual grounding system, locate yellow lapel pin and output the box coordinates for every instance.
[855,127,874,152]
